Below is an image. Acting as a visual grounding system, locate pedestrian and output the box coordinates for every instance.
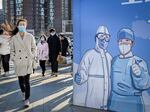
[0,27,11,76]
[0,29,3,75]
[37,34,49,76]
[47,28,61,77]
[10,18,36,107]
[59,34,69,57]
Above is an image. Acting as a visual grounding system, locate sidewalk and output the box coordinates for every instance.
[0,63,106,112]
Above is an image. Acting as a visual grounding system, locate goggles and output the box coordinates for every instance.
[96,33,110,42]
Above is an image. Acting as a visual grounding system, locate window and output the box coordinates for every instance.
[50,1,53,5]
[50,9,53,13]
[16,0,22,3]
[50,16,54,20]
[41,8,44,11]
[50,12,54,16]
[40,0,44,3]
[41,11,44,16]
[50,4,53,8]
[10,1,14,5]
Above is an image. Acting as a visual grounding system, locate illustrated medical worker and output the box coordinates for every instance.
[109,28,150,112]
[74,26,112,109]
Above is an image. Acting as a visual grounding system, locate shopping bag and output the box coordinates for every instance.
[57,55,66,64]
[33,57,38,69]
[66,56,72,64]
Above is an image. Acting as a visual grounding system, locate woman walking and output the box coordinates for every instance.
[37,34,49,76]
[10,19,36,107]
[0,23,13,76]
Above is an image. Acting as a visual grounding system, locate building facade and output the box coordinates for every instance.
[34,0,45,34]
[3,0,72,36]
[0,9,4,24]
[62,0,72,33]
[2,0,8,21]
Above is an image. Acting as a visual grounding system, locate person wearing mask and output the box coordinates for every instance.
[37,34,49,76]
[59,34,69,57]
[109,28,150,112]
[47,28,61,77]
[10,19,36,107]
[74,26,112,110]
[0,27,11,76]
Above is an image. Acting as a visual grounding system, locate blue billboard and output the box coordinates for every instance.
[73,0,150,112]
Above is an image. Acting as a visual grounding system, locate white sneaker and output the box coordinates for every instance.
[24,99,30,107]
[2,73,6,77]
[2,72,9,77]
[22,92,25,101]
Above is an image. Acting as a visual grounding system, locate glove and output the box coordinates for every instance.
[45,56,48,58]
[74,73,81,84]
[132,59,142,76]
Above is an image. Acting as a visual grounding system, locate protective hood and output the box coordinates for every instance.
[95,26,110,51]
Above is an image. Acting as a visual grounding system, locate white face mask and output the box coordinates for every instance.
[41,38,45,41]
[119,44,131,55]
[50,32,56,36]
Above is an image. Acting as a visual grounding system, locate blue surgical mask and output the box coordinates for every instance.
[18,26,26,32]
[98,39,109,50]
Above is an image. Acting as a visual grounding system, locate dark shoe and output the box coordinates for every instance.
[54,72,58,77]
[51,72,55,76]
[42,71,45,76]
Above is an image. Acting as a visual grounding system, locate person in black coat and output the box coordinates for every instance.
[59,34,69,57]
[47,28,61,76]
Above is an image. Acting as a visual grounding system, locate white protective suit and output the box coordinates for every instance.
[76,26,112,109]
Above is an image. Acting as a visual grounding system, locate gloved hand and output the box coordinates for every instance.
[132,59,142,76]
[74,73,81,84]
[45,56,48,59]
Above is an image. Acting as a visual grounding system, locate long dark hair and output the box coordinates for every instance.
[40,34,47,41]
[0,29,3,35]
[0,22,15,36]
